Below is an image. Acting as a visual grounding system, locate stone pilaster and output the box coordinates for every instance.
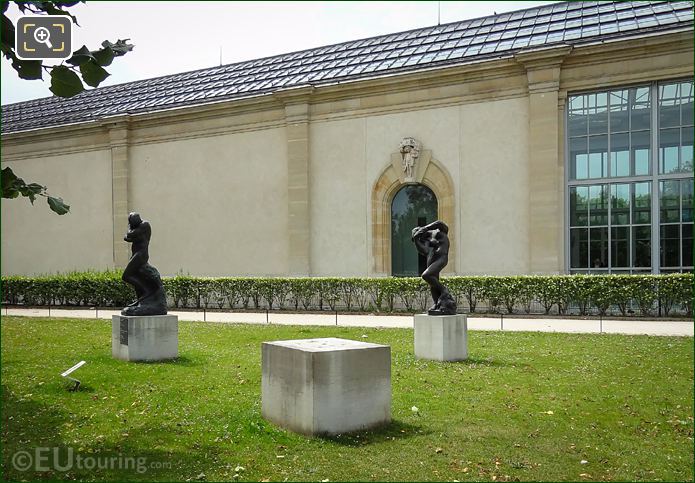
[516,46,571,274]
[275,88,313,275]
[103,115,131,269]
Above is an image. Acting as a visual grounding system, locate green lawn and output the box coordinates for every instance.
[1,317,693,482]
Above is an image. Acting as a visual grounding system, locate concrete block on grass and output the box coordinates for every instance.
[414,314,468,361]
[262,337,391,436]
[112,315,178,361]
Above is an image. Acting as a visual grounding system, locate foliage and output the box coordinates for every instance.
[658,273,693,317]
[1,167,70,215]
[1,272,692,317]
[2,1,133,97]
[1,1,134,213]
[1,270,130,307]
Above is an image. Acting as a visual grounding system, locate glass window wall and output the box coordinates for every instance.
[567,79,693,273]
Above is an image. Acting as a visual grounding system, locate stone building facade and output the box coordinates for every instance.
[2,1,693,277]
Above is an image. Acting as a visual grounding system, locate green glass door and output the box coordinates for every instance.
[391,184,438,276]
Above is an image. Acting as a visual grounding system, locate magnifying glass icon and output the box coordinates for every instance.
[33,27,53,49]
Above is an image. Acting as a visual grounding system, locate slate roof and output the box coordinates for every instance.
[2,0,693,134]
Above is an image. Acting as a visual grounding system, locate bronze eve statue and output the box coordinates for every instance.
[121,212,167,316]
[411,220,457,316]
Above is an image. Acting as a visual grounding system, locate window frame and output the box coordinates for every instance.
[565,78,694,274]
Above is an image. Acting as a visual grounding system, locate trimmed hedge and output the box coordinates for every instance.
[1,272,692,317]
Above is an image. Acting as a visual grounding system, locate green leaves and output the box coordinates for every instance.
[1,12,15,50]
[67,45,95,66]
[47,196,70,215]
[1,167,21,198]
[2,3,133,96]
[1,167,44,201]
[1,272,693,316]
[12,57,43,80]
[68,44,118,68]
[79,60,109,87]
[49,65,84,97]
[92,46,115,67]
[20,183,45,203]
[1,2,130,215]
[41,41,132,95]
[1,167,70,215]
[100,38,134,57]
[63,43,118,89]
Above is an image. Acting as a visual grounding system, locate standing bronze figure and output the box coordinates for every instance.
[121,212,167,316]
[411,220,457,315]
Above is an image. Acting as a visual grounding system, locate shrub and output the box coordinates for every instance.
[1,271,691,317]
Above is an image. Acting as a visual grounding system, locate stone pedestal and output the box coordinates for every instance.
[262,337,391,436]
[112,315,178,361]
[414,314,468,361]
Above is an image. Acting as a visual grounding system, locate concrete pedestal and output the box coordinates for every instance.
[414,314,468,361]
[112,315,178,361]
[262,337,391,436]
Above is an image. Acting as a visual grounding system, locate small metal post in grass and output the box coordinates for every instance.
[266,308,269,324]
[203,307,206,322]
[500,313,504,331]
[48,305,51,317]
[335,309,338,326]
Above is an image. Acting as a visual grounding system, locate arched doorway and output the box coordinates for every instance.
[391,184,438,276]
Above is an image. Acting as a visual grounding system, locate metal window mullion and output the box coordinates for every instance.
[651,82,660,274]
[607,183,612,273]
[587,186,592,271]
[606,99,612,273]
[564,97,571,274]
[658,172,695,181]
[679,181,683,270]
[587,222,591,271]
[678,83,684,173]
[568,174,651,186]
[678,117,684,173]
[627,183,635,275]
[607,92,612,179]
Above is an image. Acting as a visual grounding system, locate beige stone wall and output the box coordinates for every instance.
[309,98,531,276]
[459,97,530,274]
[128,128,289,277]
[1,149,114,275]
[309,117,368,276]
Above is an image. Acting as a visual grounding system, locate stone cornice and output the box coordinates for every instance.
[569,28,693,58]
[275,87,313,124]
[559,30,693,94]
[514,45,573,70]
[102,115,131,147]
[272,86,315,105]
[515,45,572,94]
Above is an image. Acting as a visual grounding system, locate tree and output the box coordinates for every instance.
[1,1,134,214]
[1,167,69,214]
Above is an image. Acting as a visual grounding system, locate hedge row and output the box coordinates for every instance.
[1,272,692,317]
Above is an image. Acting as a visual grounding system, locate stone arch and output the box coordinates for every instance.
[371,152,456,275]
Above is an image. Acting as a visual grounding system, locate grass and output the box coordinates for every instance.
[1,316,693,482]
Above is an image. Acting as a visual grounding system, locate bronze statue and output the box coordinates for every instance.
[411,220,457,316]
[121,212,167,316]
